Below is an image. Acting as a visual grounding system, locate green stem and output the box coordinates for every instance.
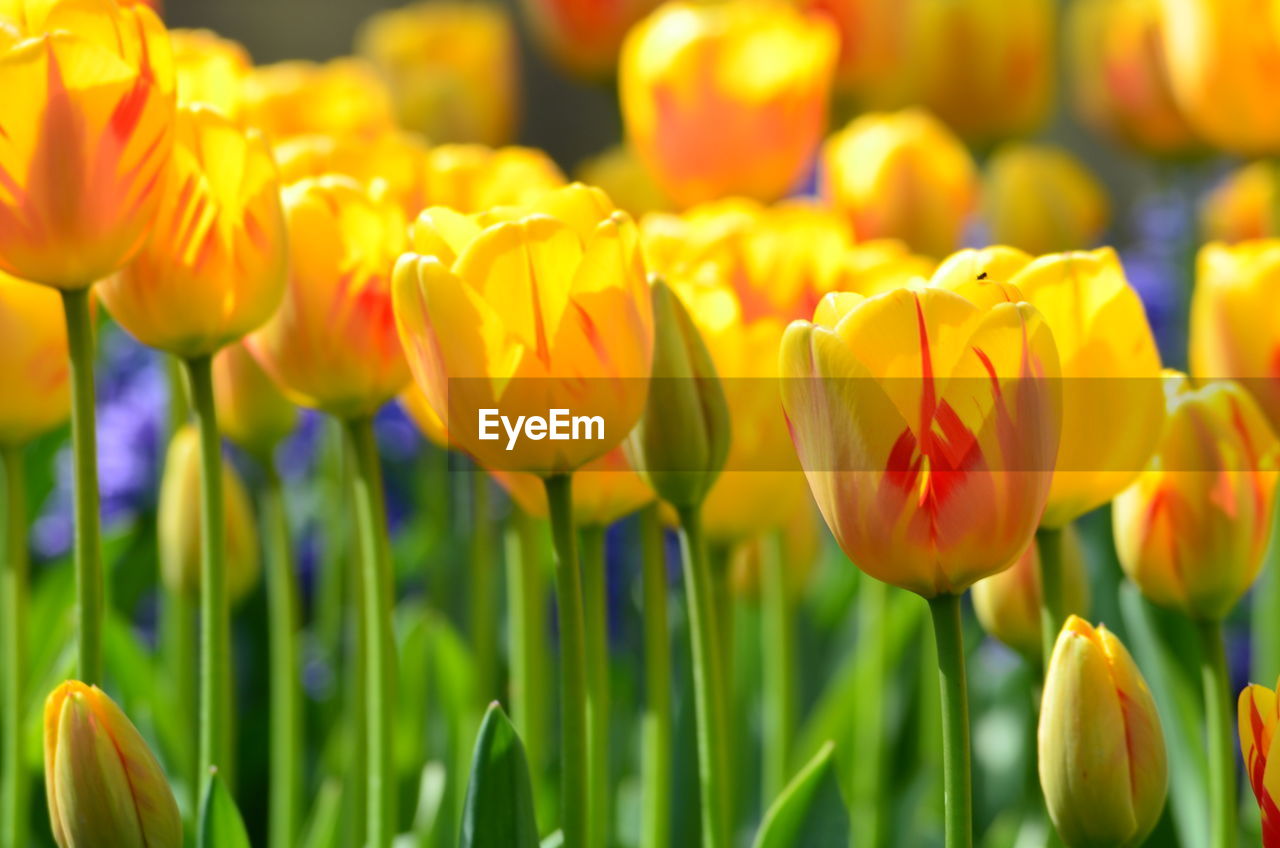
[761,532,795,804]
[470,469,497,703]
[2,447,28,848]
[928,593,972,848]
[62,288,102,685]
[185,354,230,797]
[676,505,730,848]
[343,417,395,848]
[1252,496,1280,683]
[581,524,609,848]
[639,506,671,848]
[263,464,301,848]
[1198,619,1237,848]
[1268,158,1280,238]
[852,577,889,848]
[160,585,197,811]
[506,507,549,826]
[1036,526,1065,670]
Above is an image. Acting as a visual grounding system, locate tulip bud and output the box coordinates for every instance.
[1239,677,1280,844]
[626,276,730,510]
[972,527,1090,661]
[980,144,1110,256]
[1201,164,1280,245]
[212,341,297,457]
[44,681,182,848]
[0,271,69,447]
[159,425,261,606]
[1039,616,1168,848]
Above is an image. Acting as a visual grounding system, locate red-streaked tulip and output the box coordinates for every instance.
[100,105,286,358]
[519,0,661,79]
[213,341,297,456]
[0,270,69,446]
[1240,678,1280,846]
[0,0,175,289]
[240,58,396,142]
[1201,164,1280,244]
[981,144,1110,256]
[168,28,250,118]
[620,0,838,208]
[423,143,567,213]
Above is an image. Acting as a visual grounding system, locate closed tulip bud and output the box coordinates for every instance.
[1039,616,1167,848]
[972,526,1090,661]
[212,341,297,457]
[779,283,1061,597]
[247,176,411,419]
[423,143,567,213]
[1113,374,1279,621]
[821,110,978,259]
[0,0,175,289]
[44,681,182,848]
[169,29,251,118]
[1239,678,1280,845]
[101,105,287,358]
[0,271,69,446]
[494,446,655,527]
[1007,248,1165,527]
[1067,0,1200,157]
[797,0,914,99]
[981,144,1110,256]
[576,145,671,218]
[620,1,838,208]
[1201,164,1280,244]
[159,425,261,605]
[1191,241,1280,429]
[1160,0,1280,156]
[274,130,432,218]
[519,0,660,79]
[393,183,653,475]
[240,58,396,142]
[625,276,730,509]
[356,1,519,146]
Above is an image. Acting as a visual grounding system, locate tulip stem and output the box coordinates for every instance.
[61,288,103,685]
[676,504,731,848]
[506,507,549,826]
[185,354,232,800]
[581,524,610,848]
[1269,158,1280,238]
[263,463,301,848]
[1253,497,1280,684]
[639,505,672,848]
[2,447,27,848]
[1036,526,1065,670]
[928,592,972,848]
[761,531,795,804]
[852,576,889,848]
[343,416,395,848]
[544,473,589,848]
[1198,618,1237,848]
[470,468,497,703]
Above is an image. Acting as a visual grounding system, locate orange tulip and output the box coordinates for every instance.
[240,58,396,142]
[168,28,251,118]
[797,0,915,100]
[779,282,1061,597]
[247,176,410,419]
[356,1,519,146]
[1240,678,1280,846]
[620,0,838,208]
[0,271,69,446]
[1201,167,1280,248]
[100,105,286,358]
[423,143,567,213]
[0,0,175,289]
[980,144,1110,256]
[519,0,661,79]
[273,130,432,219]
[494,446,655,527]
[821,110,978,259]
[213,341,297,456]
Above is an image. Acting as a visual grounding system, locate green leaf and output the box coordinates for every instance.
[198,771,251,848]
[752,741,844,848]
[459,702,540,848]
[299,779,343,848]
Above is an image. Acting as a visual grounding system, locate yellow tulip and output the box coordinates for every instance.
[212,341,297,456]
[972,526,1089,661]
[796,0,914,100]
[1191,241,1280,429]
[43,681,182,848]
[399,383,450,448]
[1159,0,1280,156]
[620,0,838,208]
[895,0,1054,146]
[0,0,175,289]
[423,143,567,213]
[821,110,978,259]
[1239,678,1280,844]
[158,425,261,606]
[169,28,251,119]
[494,446,655,527]
[0,271,69,446]
[981,144,1110,256]
[1039,616,1167,848]
[247,176,411,418]
[392,184,653,475]
[240,58,396,142]
[100,105,286,358]
[779,282,1061,597]
[1006,248,1166,528]
[356,1,519,146]
[518,0,661,79]
[1200,166,1280,248]
[273,130,432,218]
[576,144,671,218]
[1067,0,1200,157]
[1113,373,1279,621]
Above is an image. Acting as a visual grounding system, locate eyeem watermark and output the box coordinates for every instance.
[478,408,606,451]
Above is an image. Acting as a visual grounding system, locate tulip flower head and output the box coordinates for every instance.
[273,130,432,218]
[1240,678,1280,846]
[240,58,396,142]
[1039,616,1167,848]
[169,28,251,118]
[519,0,661,79]
[797,0,914,100]
[44,681,182,848]
[213,341,297,457]
[423,143,567,213]
[620,0,838,208]
[101,105,287,358]
[0,270,69,446]
[980,144,1110,256]
[0,0,175,289]
[1113,374,1279,621]
[1201,165,1280,245]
